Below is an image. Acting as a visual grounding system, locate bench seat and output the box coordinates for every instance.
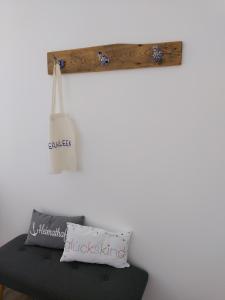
[0,235,148,300]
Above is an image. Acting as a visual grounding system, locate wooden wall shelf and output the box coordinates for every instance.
[47,41,182,75]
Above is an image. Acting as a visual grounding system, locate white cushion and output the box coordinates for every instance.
[60,223,132,268]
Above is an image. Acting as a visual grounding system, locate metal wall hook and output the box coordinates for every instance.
[152,46,164,64]
[98,51,110,65]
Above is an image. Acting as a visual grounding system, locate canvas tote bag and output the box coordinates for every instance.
[49,62,77,173]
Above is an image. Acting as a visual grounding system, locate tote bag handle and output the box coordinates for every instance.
[51,62,65,114]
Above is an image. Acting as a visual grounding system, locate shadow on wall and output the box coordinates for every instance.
[72,118,82,171]
[148,277,176,300]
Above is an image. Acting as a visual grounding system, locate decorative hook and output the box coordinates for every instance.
[53,57,65,69]
[98,51,110,65]
[152,46,164,64]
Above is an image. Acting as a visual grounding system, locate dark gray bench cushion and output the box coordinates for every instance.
[0,235,148,300]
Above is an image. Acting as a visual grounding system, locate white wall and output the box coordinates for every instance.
[0,1,225,299]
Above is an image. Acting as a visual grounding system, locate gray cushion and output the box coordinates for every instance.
[0,235,148,300]
[25,210,84,249]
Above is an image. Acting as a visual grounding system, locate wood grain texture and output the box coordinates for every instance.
[47,41,182,74]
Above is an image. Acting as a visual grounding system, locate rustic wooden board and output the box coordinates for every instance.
[47,41,182,74]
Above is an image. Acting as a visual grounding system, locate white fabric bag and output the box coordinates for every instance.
[49,62,77,174]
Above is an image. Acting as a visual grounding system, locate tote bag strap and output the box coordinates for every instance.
[51,62,65,114]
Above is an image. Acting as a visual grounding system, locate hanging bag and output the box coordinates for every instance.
[49,61,77,173]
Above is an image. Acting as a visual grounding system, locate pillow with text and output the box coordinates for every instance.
[25,210,85,249]
[60,223,132,268]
